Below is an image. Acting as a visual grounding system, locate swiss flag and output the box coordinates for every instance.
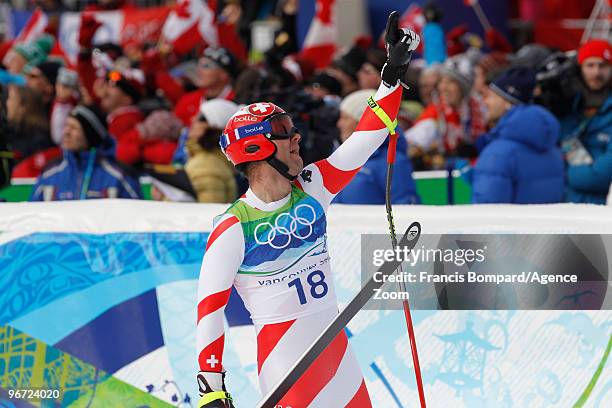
[161,0,219,55]
[301,0,337,69]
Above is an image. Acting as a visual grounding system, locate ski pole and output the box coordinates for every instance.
[385,129,427,407]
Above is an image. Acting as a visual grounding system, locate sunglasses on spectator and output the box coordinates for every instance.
[107,71,124,82]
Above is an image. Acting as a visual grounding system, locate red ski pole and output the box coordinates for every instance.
[385,129,427,407]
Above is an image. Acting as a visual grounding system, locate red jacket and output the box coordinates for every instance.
[108,106,176,165]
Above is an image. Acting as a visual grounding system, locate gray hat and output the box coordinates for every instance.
[57,67,79,89]
[440,53,475,96]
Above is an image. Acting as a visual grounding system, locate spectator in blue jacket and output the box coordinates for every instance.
[333,89,420,204]
[30,105,142,201]
[472,66,564,204]
[559,39,611,204]
[422,2,446,66]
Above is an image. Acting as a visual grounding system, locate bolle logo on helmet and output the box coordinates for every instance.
[244,124,264,134]
[254,204,317,249]
[248,103,276,116]
[237,121,272,138]
[233,115,259,123]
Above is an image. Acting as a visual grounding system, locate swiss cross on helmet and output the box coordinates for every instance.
[220,102,299,180]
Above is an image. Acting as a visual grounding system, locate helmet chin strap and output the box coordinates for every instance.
[260,119,298,181]
[266,155,298,181]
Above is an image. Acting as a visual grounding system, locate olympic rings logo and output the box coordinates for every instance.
[254,204,317,249]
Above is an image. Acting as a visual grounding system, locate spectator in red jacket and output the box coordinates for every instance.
[103,68,182,165]
[174,47,239,126]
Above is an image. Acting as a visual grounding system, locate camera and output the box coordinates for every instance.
[535,51,581,117]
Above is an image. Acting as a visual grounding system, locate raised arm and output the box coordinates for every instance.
[197,213,244,407]
[295,83,403,208]
[76,14,102,104]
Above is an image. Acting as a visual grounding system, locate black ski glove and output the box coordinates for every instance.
[197,371,235,408]
[381,11,421,87]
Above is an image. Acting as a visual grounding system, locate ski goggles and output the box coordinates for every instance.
[220,121,301,149]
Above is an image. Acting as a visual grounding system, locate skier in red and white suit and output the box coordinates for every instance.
[196,12,419,408]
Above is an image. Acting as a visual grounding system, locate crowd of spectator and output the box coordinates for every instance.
[0,0,610,205]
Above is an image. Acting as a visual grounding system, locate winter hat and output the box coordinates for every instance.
[57,67,79,89]
[70,105,108,148]
[107,68,145,103]
[13,34,54,68]
[489,66,536,105]
[201,47,240,78]
[440,53,475,95]
[309,72,342,96]
[340,89,376,121]
[577,39,611,65]
[24,59,63,86]
[332,46,367,81]
[199,99,239,129]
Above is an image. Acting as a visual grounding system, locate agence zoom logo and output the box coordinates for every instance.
[254,204,317,249]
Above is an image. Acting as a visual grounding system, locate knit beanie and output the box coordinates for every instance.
[24,59,63,86]
[13,34,54,68]
[578,39,611,65]
[57,67,79,89]
[199,99,239,129]
[70,105,108,148]
[201,47,240,78]
[440,53,475,96]
[107,68,145,103]
[489,66,536,105]
[340,89,376,121]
